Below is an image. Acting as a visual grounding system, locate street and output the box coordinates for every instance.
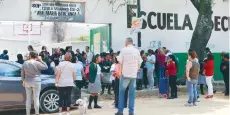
[1,93,229,115]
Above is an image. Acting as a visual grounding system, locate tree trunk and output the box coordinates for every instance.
[189,0,214,61]
[52,22,67,43]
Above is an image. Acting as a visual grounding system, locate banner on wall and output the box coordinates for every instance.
[30,1,85,22]
[130,18,143,35]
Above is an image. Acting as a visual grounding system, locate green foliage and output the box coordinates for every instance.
[75,36,90,41]
[191,0,214,14]
[199,0,214,15]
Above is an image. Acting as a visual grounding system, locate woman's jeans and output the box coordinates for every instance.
[58,87,73,108]
[25,82,41,115]
[147,68,154,88]
[159,66,166,79]
[206,76,214,95]
[186,80,198,104]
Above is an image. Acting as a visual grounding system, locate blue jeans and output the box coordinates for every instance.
[159,66,166,79]
[186,80,198,103]
[118,76,136,114]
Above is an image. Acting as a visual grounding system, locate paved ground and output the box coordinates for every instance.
[1,93,229,115]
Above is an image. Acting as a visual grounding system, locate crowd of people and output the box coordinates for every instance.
[0,38,229,115]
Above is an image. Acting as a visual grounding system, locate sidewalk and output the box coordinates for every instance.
[46,93,229,115]
[82,84,225,100]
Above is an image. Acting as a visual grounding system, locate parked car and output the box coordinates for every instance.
[0,60,79,113]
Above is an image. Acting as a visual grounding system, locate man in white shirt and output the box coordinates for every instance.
[85,46,93,64]
[115,37,142,115]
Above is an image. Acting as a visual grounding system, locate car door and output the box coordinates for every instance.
[0,62,25,109]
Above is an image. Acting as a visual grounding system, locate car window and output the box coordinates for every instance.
[0,63,21,77]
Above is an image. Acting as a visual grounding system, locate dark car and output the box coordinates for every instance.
[0,60,79,113]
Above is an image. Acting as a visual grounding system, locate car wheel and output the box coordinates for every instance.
[40,90,59,113]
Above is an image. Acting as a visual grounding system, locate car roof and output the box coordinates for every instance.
[0,59,22,68]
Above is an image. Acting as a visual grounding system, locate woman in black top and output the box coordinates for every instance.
[16,54,24,64]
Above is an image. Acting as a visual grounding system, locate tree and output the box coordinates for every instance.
[189,0,214,60]
[52,22,67,43]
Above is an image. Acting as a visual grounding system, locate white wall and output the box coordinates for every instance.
[0,0,30,21]
[0,40,29,61]
[85,0,229,53]
[0,0,229,53]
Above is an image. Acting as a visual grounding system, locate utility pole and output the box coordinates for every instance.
[136,0,141,48]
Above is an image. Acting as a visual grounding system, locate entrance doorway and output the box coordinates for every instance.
[0,21,111,61]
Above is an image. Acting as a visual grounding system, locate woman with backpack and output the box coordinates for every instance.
[87,54,102,109]
[185,50,200,106]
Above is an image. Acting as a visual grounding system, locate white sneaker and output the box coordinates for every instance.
[197,98,200,102]
[58,113,62,115]
[66,112,70,115]
[193,103,198,106]
[185,103,193,107]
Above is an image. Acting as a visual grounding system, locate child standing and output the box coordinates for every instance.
[111,52,128,108]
